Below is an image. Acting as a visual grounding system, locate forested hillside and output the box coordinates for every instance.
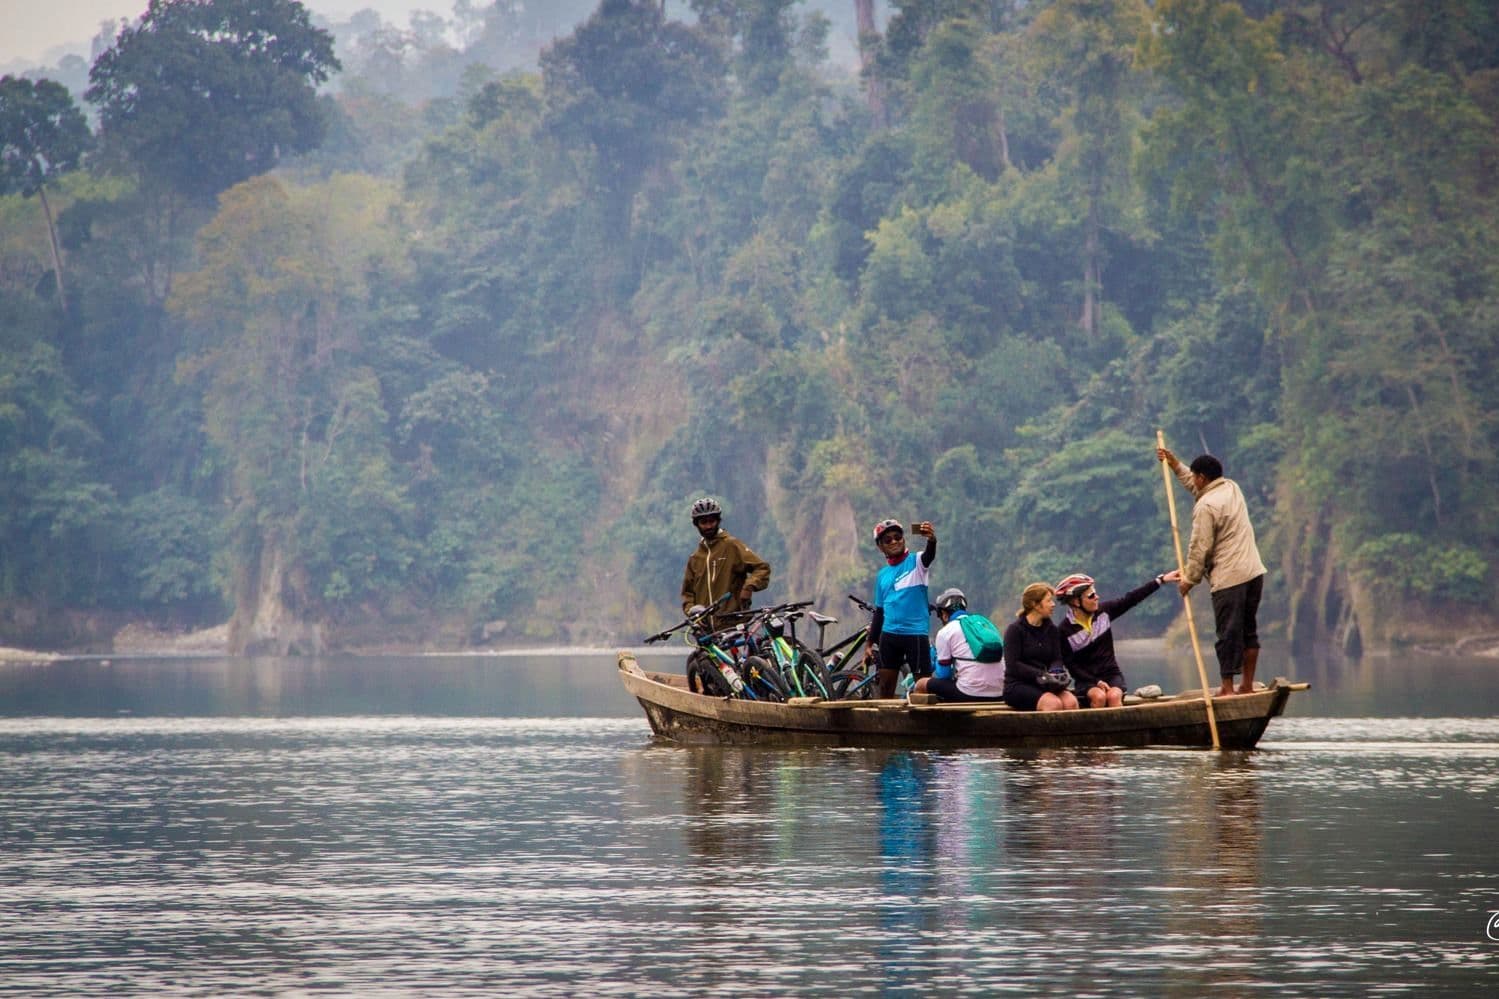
[2,0,1496,654]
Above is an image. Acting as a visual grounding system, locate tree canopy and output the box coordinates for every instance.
[2,0,1496,655]
[86,0,340,199]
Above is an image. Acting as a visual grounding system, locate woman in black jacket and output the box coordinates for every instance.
[1054,570,1180,707]
[1001,583,1081,712]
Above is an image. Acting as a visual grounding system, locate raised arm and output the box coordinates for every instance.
[913,521,937,567]
[1100,570,1180,619]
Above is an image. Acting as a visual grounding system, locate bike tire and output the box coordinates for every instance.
[685,652,709,694]
[830,668,879,701]
[791,644,833,699]
[743,655,787,702]
[688,652,733,697]
[827,669,862,699]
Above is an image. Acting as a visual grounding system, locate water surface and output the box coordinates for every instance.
[1,648,1496,995]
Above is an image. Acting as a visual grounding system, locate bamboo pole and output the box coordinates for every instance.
[1157,429,1221,750]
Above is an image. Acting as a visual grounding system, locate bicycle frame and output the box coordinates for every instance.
[743,602,830,700]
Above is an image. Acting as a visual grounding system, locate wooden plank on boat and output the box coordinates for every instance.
[905,700,1012,712]
[792,698,902,710]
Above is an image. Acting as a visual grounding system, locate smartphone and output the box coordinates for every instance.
[909,522,922,533]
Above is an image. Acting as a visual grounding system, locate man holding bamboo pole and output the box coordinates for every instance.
[1156,447,1268,696]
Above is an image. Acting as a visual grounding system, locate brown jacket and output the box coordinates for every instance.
[1175,466,1267,591]
[681,529,771,616]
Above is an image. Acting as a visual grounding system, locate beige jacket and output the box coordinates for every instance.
[1174,465,1267,591]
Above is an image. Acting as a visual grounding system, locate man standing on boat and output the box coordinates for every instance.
[865,518,937,699]
[1157,448,1268,696]
[680,497,771,625]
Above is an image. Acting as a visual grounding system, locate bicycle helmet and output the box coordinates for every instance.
[1053,573,1095,601]
[934,588,967,613]
[690,496,723,521]
[872,518,903,543]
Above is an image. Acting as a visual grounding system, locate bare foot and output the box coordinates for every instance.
[1215,683,1235,697]
[1236,683,1256,695]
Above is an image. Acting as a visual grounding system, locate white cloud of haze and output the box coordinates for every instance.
[0,0,448,71]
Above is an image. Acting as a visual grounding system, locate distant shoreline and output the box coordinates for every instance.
[7,633,1497,661]
[0,642,693,661]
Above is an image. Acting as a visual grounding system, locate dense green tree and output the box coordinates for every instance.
[0,334,116,606]
[86,0,340,201]
[170,174,407,650]
[0,76,92,311]
[541,0,724,252]
[1029,0,1149,340]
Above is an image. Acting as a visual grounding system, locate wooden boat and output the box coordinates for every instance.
[618,651,1307,749]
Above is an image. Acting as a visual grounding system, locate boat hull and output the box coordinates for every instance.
[618,652,1303,749]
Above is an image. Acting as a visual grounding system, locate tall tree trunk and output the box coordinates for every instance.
[1081,176,1100,336]
[36,184,67,314]
[854,0,887,127]
[995,104,1011,172]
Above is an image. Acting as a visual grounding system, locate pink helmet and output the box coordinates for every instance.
[871,518,903,543]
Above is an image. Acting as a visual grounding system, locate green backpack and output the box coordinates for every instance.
[957,613,1005,663]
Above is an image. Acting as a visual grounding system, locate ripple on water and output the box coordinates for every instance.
[3,715,1498,995]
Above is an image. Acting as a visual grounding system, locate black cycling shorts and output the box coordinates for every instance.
[878,632,931,679]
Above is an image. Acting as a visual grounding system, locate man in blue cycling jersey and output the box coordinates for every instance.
[864,518,937,699]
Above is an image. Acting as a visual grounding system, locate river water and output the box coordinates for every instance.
[2,646,1496,996]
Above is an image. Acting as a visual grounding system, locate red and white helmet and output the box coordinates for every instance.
[871,518,903,543]
[1053,573,1095,600]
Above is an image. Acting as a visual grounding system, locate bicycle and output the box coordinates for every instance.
[742,600,835,701]
[645,596,786,701]
[685,623,790,701]
[822,594,917,700]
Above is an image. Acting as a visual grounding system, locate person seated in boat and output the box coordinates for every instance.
[1054,570,1181,708]
[864,518,937,699]
[911,588,1004,702]
[681,496,771,628]
[1001,583,1080,712]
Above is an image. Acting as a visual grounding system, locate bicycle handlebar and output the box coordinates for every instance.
[643,591,733,643]
[757,599,815,614]
[847,593,875,613]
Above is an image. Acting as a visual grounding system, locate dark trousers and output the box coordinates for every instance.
[1210,574,1264,679]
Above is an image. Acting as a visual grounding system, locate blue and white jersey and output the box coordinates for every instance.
[873,551,932,636]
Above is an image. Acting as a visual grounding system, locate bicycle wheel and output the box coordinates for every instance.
[829,668,879,700]
[688,652,733,697]
[827,669,863,699]
[743,655,787,702]
[791,644,833,699]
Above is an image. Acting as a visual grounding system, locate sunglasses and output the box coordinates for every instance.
[877,532,904,544]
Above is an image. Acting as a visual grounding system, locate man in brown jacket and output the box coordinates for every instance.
[680,497,771,624]
[1157,449,1268,696]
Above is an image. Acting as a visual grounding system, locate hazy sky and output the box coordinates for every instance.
[0,0,444,69]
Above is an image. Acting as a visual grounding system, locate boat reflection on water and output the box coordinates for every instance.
[618,741,1281,993]
[677,746,781,865]
[1159,753,1265,998]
